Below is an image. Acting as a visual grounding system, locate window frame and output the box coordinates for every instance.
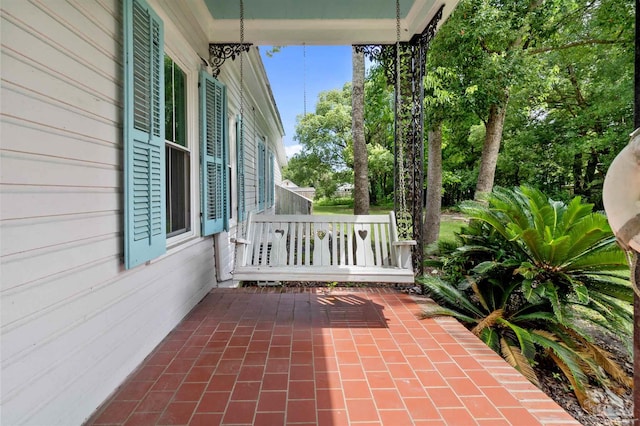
[163,46,199,246]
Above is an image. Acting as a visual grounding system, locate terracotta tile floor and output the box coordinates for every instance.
[86,287,579,425]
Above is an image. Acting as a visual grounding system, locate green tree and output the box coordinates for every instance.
[290,65,397,204]
[496,0,635,206]
[364,65,395,204]
[429,0,634,203]
[294,85,353,171]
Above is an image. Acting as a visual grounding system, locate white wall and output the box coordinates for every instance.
[0,0,283,425]
[0,2,286,422]
[0,1,218,424]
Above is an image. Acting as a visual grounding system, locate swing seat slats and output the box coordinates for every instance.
[233,212,416,284]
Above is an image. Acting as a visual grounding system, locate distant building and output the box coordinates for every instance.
[336,183,354,198]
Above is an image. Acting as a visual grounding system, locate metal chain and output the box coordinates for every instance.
[239,0,245,122]
[303,43,307,116]
[396,0,401,42]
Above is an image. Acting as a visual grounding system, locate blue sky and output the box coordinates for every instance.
[259,45,353,158]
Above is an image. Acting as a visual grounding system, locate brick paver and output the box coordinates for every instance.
[86,287,578,425]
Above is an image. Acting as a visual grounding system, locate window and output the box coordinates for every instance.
[165,56,190,237]
[123,0,229,268]
[256,139,275,211]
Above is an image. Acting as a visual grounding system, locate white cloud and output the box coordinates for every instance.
[285,144,302,159]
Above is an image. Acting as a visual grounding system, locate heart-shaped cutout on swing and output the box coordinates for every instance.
[358,230,368,240]
[274,229,285,238]
[317,230,326,240]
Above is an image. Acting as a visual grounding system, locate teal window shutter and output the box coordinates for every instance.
[200,70,228,236]
[236,116,246,222]
[123,0,166,269]
[268,151,275,208]
[257,140,265,211]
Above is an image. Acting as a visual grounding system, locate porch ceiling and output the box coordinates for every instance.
[202,0,460,45]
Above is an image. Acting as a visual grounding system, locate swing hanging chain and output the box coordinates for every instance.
[239,0,245,122]
[303,43,307,117]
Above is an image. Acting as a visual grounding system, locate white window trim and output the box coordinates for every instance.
[164,45,200,246]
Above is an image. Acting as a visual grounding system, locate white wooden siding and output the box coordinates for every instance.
[0,1,216,424]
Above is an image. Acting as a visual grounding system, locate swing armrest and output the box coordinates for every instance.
[392,240,416,246]
[392,240,415,270]
[233,238,251,245]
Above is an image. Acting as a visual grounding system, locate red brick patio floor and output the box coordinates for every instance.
[86,287,579,426]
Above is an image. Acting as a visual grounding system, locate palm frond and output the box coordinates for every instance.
[530,330,589,388]
[548,350,595,412]
[479,327,500,352]
[418,276,486,318]
[500,337,539,386]
[511,311,557,323]
[582,278,633,303]
[419,304,480,324]
[496,318,536,360]
[563,214,614,260]
[471,309,503,336]
[566,329,633,388]
[546,235,571,266]
[519,229,546,262]
[470,279,490,312]
[556,196,593,235]
[542,281,564,324]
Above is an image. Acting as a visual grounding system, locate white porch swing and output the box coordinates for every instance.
[233,0,417,285]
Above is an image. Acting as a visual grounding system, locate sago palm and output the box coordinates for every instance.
[421,186,633,411]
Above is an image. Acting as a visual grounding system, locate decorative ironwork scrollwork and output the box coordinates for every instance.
[208,43,252,78]
[354,44,398,85]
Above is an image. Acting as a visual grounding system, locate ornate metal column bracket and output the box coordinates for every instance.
[411,4,444,74]
[412,5,444,46]
[353,44,397,85]
[208,43,252,78]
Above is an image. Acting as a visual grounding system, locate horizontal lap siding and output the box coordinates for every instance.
[0,1,215,424]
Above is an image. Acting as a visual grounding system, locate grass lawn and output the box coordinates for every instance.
[439,217,465,243]
[312,204,393,215]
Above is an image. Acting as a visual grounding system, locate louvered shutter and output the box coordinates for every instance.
[123,0,166,269]
[200,71,228,236]
[257,140,265,211]
[268,150,275,208]
[236,117,246,222]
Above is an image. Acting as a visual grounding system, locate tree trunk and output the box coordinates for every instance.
[573,152,584,195]
[475,98,509,199]
[424,123,443,246]
[352,47,369,214]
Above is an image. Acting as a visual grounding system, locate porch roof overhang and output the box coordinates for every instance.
[196,0,460,45]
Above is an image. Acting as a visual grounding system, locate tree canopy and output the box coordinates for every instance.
[282,0,635,209]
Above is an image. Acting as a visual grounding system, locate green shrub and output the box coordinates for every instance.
[421,186,633,411]
[314,197,354,207]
